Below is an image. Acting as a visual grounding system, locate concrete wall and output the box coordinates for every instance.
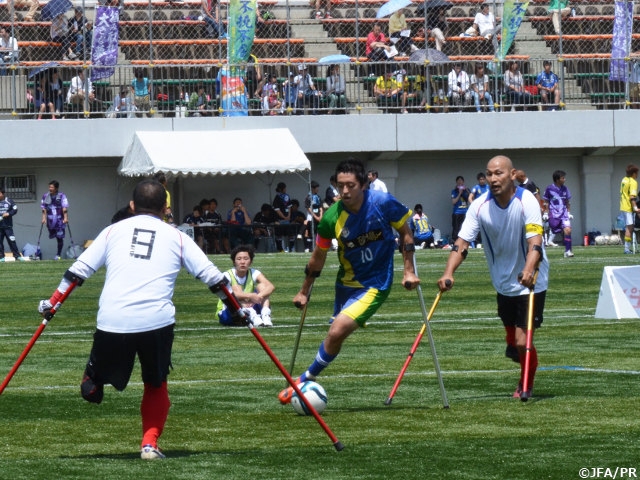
[0,110,637,258]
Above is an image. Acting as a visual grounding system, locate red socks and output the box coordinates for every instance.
[141,382,171,448]
[504,326,516,347]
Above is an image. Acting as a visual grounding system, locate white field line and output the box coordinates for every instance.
[7,366,640,392]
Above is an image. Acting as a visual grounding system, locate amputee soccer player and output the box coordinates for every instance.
[438,155,549,399]
[38,179,241,460]
[279,157,420,404]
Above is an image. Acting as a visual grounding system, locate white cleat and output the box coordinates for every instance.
[141,445,165,460]
[261,313,273,327]
[563,250,574,258]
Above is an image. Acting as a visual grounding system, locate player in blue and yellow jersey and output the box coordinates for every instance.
[279,158,420,404]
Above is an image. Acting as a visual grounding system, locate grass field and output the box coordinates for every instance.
[0,246,639,480]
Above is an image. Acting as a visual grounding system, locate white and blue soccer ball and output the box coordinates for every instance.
[291,381,328,416]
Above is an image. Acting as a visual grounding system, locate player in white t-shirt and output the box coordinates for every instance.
[38,179,243,460]
[438,155,549,400]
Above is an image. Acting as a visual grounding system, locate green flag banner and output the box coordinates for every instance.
[500,0,530,60]
[229,0,257,65]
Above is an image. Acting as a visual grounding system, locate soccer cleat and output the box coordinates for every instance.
[18,256,27,261]
[141,445,165,460]
[512,382,532,399]
[248,308,264,327]
[505,344,520,363]
[563,250,574,258]
[624,249,633,254]
[512,383,523,398]
[546,240,558,247]
[54,255,61,260]
[278,377,302,404]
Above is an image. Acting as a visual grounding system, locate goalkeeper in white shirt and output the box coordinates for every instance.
[38,179,243,460]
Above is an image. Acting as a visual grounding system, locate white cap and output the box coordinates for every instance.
[298,64,306,71]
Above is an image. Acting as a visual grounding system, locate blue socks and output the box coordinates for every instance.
[300,341,337,382]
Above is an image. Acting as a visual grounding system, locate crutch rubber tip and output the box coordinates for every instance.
[384,397,393,406]
[334,441,345,451]
[520,394,530,402]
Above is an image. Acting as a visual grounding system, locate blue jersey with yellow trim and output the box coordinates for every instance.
[317,190,411,290]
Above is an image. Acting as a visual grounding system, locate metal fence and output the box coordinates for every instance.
[0,0,638,117]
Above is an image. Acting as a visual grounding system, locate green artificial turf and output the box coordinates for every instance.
[0,246,638,479]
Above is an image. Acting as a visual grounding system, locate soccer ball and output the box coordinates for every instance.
[594,235,606,245]
[291,381,328,416]
[608,234,621,245]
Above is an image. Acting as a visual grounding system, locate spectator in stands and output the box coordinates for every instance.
[312,0,332,19]
[536,60,561,111]
[324,174,339,208]
[68,7,93,58]
[67,69,95,109]
[374,70,401,109]
[260,73,282,115]
[468,3,496,39]
[289,198,307,251]
[189,84,212,116]
[447,63,472,110]
[451,175,471,241]
[245,53,262,99]
[426,7,448,52]
[427,75,449,113]
[0,27,19,75]
[132,68,152,118]
[366,23,391,76]
[389,9,419,56]
[504,61,533,108]
[201,0,226,38]
[255,4,276,37]
[411,204,435,249]
[282,70,299,114]
[400,71,424,114]
[470,63,495,112]
[48,69,64,116]
[294,64,322,115]
[9,0,39,22]
[51,12,76,61]
[109,87,137,118]
[548,0,571,34]
[325,64,347,114]
[35,75,55,120]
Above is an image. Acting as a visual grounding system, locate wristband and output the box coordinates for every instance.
[304,265,321,278]
[451,244,468,260]
[399,243,415,253]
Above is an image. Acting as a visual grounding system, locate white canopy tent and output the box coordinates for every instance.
[117,128,313,224]
[118,129,310,178]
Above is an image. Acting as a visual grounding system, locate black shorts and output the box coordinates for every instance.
[86,324,174,391]
[496,291,546,329]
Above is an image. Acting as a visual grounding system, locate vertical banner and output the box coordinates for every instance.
[218,66,249,116]
[499,0,529,60]
[91,6,119,81]
[222,0,256,116]
[610,1,634,81]
[229,0,257,64]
